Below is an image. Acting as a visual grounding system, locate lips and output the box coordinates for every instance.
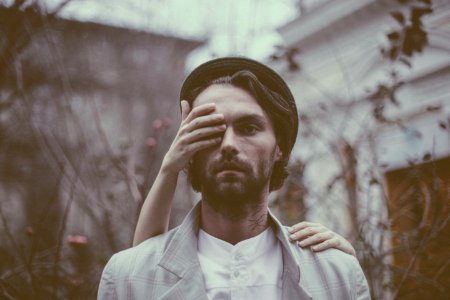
[218,165,244,173]
[214,162,247,174]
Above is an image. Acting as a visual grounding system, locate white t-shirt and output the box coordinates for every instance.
[197,227,283,300]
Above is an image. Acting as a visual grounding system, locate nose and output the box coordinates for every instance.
[220,127,238,160]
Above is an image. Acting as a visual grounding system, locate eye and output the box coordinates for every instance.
[240,124,260,135]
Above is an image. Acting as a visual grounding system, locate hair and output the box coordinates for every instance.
[185,70,297,192]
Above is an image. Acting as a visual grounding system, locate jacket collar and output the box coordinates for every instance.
[158,202,201,276]
[158,201,311,300]
[157,202,208,299]
[269,209,312,299]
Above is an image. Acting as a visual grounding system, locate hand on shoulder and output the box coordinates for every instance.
[288,221,356,256]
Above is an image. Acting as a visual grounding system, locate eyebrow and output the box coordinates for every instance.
[234,113,268,125]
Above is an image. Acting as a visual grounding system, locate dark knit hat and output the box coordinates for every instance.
[179,56,298,153]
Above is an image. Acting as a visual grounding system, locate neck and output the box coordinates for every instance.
[200,198,269,245]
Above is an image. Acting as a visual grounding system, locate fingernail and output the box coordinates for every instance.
[288,227,293,233]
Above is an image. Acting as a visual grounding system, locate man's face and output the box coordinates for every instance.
[191,84,282,204]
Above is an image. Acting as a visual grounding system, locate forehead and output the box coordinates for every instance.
[192,84,265,116]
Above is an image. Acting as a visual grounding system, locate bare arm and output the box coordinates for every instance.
[133,100,226,246]
[288,221,356,256]
[132,167,178,246]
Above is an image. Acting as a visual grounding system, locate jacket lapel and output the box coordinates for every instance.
[157,202,208,300]
[280,262,313,300]
[157,269,208,300]
[269,210,313,300]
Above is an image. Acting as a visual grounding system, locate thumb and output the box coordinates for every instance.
[181,100,190,121]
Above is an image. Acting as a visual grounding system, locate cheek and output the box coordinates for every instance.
[193,147,216,168]
[254,139,278,158]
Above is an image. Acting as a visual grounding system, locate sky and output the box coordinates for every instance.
[2,0,302,68]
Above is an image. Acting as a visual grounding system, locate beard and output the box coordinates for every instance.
[191,154,274,219]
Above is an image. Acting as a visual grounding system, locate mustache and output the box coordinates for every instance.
[211,157,251,173]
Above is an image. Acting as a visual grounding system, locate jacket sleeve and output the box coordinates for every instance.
[97,254,118,300]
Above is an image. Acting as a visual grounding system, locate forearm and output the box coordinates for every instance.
[132,165,178,246]
[132,101,224,246]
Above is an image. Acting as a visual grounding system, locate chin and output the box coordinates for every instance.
[217,184,246,198]
[203,179,247,199]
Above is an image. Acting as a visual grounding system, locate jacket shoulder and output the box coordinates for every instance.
[106,227,179,277]
[280,225,362,276]
[282,226,370,299]
[97,228,182,299]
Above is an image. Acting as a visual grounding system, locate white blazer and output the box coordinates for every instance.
[98,202,371,299]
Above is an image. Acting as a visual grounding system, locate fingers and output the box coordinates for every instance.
[162,102,225,174]
[181,113,224,133]
[309,238,340,252]
[288,222,357,256]
[289,221,321,233]
[179,102,224,136]
[309,238,356,256]
[181,100,190,121]
[183,136,223,153]
[182,124,226,144]
[183,102,218,124]
[289,223,326,241]
[296,231,334,247]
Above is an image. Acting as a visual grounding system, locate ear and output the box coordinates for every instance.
[275,145,283,162]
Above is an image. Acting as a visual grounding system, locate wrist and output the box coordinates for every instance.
[159,160,180,179]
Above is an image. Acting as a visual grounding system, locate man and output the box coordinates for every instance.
[98,57,370,299]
